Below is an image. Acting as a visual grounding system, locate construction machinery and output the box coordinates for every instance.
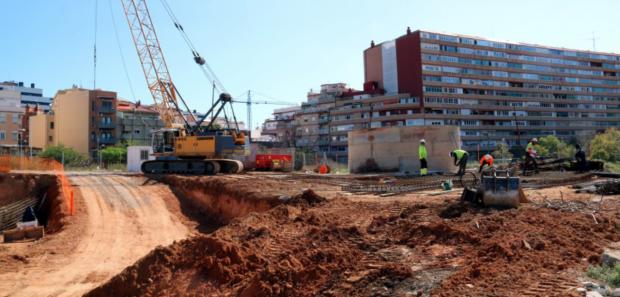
[120,0,245,174]
[461,169,527,208]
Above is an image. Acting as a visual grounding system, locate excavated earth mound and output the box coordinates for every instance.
[86,193,620,297]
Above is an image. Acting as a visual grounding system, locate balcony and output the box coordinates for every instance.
[99,105,115,113]
[98,122,116,129]
[98,137,117,145]
[318,128,330,135]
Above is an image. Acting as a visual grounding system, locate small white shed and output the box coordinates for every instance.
[127,146,154,172]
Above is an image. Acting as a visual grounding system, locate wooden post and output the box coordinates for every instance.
[70,191,74,216]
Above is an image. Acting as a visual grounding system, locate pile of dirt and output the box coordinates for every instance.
[371,201,620,296]
[86,193,620,296]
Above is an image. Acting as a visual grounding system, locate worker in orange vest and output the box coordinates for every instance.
[479,154,494,173]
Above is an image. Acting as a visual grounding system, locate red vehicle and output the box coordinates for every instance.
[255,154,293,171]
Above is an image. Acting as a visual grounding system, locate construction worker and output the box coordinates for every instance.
[419,139,428,175]
[450,149,469,176]
[575,144,588,173]
[479,153,494,173]
[523,138,539,174]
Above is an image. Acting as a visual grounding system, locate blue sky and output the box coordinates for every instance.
[1,0,619,128]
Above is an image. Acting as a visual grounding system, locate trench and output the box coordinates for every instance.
[156,175,285,233]
[0,173,66,234]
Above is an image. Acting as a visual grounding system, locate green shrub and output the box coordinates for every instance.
[587,263,620,288]
[537,135,575,159]
[100,146,127,164]
[492,142,513,160]
[590,128,620,162]
[38,145,87,166]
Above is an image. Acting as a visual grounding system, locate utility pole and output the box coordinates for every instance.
[247,90,252,134]
[211,81,216,123]
[512,105,521,149]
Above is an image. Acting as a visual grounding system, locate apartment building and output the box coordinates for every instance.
[116,100,163,145]
[0,81,52,111]
[261,106,301,146]
[295,83,353,152]
[0,90,24,153]
[364,29,620,151]
[29,88,119,157]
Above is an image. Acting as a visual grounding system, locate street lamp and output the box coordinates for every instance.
[18,128,26,158]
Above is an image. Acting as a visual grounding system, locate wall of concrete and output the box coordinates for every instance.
[348,125,461,173]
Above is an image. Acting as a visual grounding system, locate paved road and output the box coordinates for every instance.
[0,175,190,297]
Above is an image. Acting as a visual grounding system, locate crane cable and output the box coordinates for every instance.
[159,0,227,94]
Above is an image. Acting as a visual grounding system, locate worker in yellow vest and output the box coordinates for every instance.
[523,138,539,174]
[419,139,428,175]
[450,149,469,176]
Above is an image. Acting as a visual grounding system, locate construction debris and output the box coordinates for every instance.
[575,179,620,195]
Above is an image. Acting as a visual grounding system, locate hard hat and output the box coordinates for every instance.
[420,139,426,143]
[531,138,538,142]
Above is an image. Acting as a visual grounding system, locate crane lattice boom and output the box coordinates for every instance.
[120,0,191,127]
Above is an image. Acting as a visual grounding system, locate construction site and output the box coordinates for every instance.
[2,0,620,297]
[0,160,619,296]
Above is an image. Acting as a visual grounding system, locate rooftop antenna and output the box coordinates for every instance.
[587,31,597,51]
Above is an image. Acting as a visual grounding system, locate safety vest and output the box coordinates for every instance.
[453,149,467,160]
[480,154,493,165]
[526,142,536,154]
[419,144,427,159]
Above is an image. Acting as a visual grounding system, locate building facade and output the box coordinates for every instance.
[261,106,301,146]
[116,100,163,145]
[29,88,119,158]
[364,29,620,151]
[0,90,24,153]
[0,81,52,111]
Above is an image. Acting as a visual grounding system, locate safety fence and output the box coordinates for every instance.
[0,156,74,216]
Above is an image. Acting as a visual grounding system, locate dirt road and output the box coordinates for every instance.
[0,174,191,297]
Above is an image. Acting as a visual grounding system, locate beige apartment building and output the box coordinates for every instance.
[0,90,24,154]
[30,88,118,158]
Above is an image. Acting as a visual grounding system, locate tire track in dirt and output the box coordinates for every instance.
[0,175,191,297]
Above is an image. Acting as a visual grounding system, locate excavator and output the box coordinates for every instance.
[120,0,245,174]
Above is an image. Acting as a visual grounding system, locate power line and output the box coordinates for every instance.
[108,0,137,101]
[93,0,98,89]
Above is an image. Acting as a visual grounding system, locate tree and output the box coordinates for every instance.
[589,128,620,162]
[101,146,127,164]
[492,142,513,160]
[537,135,575,158]
[38,145,87,166]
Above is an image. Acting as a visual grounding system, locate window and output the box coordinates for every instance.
[134,129,141,134]
[12,132,18,141]
[421,43,440,51]
[50,122,54,129]
[0,113,5,123]
[140,150,149,161]
[441,76,460,84]
[0,131,5,140]
[422,64,441,72]
[12,114,20,124]
[48,136,53,142]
